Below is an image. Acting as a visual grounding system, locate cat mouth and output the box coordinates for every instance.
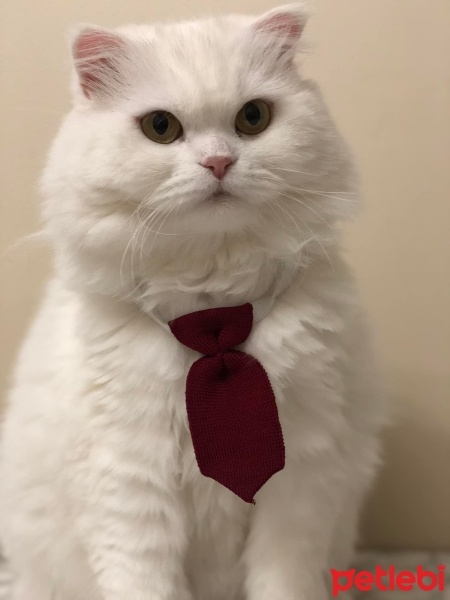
[207,190,235,203]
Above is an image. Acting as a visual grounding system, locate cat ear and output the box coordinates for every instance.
[71,26,126,100]
[252,4,309,58]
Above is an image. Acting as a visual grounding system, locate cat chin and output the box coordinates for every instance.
[204,191,235,203]
[179,199,261,236]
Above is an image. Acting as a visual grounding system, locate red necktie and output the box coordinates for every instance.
[169,303,285,503]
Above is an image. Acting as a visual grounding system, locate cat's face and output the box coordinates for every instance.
[42,5,355,297]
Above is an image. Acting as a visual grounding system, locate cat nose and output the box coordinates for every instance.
[201,156,234,180]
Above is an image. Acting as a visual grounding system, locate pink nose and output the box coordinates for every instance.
[201,156,234,180]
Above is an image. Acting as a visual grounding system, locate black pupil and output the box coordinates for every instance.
[244,103,261,126]
[153,113,169,136]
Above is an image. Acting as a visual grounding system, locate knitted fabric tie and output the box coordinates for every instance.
[169,303,285,503]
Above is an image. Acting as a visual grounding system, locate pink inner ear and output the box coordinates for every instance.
[73,31,123,98]
[255,12,303,50]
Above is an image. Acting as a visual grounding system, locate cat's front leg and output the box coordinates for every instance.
[243,455,354,600]
[80,409,192,600]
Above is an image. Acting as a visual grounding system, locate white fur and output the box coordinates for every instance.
[0,5,386,600]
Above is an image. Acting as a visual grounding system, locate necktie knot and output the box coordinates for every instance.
[169,303,253,355]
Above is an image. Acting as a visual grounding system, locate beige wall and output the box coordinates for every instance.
[1,0,449,550]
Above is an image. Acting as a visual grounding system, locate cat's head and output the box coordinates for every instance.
[42,4,357,299]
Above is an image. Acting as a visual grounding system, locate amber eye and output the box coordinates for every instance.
[140,111,183,144]
[235,100,271,135]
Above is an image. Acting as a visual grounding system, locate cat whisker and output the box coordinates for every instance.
[278,198,334,271]
[120,206,165,300]
[259,176,332,228]
[266,199,307,267]
[266,175,358,203]
[264,163,321,178]
[119,203,146,289]
[267,198,303,238]
[265,199,290,233]
[264,166,358,201]
[278,190,332,227]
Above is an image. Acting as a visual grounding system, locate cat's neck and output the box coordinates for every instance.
[62,225,336,325]
[126,229,318,323]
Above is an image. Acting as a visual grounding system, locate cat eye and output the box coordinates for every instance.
[235,100,271,136]
[140,111,183,144]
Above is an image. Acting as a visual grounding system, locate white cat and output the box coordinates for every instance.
[0,4,387,600]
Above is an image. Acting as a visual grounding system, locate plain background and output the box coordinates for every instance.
[1,0,449,550]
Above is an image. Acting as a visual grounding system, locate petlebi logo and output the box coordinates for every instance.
[330,564,446,597]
